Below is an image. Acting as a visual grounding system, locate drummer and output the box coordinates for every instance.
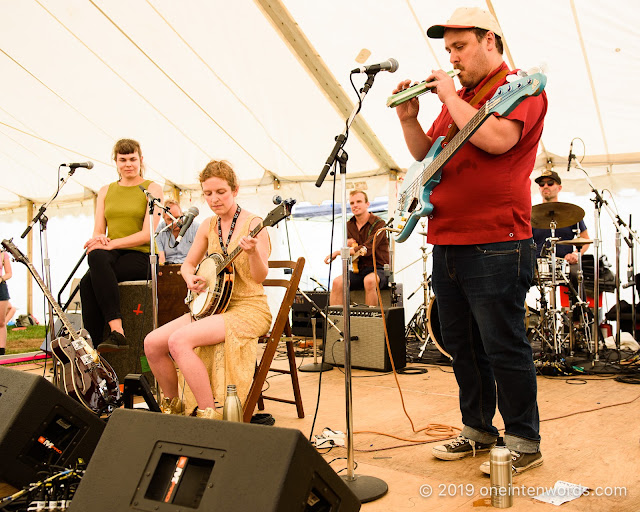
[532,170,590,263]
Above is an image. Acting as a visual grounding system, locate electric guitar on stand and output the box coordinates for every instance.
[391,71,547,242]
[2,239,121,415]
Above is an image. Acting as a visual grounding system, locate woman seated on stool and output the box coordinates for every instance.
[144,160,272,419]
[80,138,163,352]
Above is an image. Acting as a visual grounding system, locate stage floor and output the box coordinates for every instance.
[2,342,640,511]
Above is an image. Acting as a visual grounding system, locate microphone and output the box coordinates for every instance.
[566,140,574,173]
[176,207,199,244]
[62,161,94,169]
[273,195,283,205]
[351,58,399,74]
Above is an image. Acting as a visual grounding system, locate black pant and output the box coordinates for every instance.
[80,249,149,345]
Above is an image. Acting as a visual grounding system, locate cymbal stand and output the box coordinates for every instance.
[547,224,563,355]
[623,215,636,340]
[575,163,640,358]
[413,226,434,357]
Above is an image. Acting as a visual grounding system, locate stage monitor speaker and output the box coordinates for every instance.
[68,409,360,512]
[101,280,154,383]
[0,367,105,488]
[325,306,406,372]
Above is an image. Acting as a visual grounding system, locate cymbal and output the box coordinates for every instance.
[557,237,593,247]
[531,202,585,229]
[417,231,428,236]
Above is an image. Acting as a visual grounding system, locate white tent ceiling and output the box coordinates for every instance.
[1,0,639,215]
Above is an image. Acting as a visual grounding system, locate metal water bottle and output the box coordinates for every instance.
[223,384,243,422]
[490,443,513,508]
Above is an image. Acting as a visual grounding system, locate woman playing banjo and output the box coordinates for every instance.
[144,160,272,419]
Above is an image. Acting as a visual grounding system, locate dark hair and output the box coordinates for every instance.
[112,138,145,176]
[199,160,238,191]
[472,28,503,54]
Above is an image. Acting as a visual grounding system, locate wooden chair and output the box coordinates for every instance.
[243,258,305,423]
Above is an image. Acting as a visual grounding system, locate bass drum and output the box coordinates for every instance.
[426,297,452,361]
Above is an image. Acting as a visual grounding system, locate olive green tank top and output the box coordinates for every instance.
[104,179,152,253]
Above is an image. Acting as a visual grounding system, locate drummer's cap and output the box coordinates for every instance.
[535,169,561,185]
[427,7,503,39]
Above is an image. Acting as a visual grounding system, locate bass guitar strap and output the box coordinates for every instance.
[441,69,509,146]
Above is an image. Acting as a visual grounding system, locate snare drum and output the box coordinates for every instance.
[535,257,569,285]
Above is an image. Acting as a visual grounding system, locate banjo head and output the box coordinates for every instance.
[189,253,228,319]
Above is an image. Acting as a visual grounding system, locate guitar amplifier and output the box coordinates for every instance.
[291,291,329,337]
[325,306,406,371]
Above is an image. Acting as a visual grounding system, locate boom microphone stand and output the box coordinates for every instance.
[315,72,388,502]
[21,165,79,387]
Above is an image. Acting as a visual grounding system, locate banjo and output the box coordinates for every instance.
[187,199,295,319]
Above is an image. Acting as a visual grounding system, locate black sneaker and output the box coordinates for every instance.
[480,450,543,475]
[97,331,129,352]
[432,435,495,461]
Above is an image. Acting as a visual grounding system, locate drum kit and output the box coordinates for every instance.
[528,201,595,357]
[406,203,600,362]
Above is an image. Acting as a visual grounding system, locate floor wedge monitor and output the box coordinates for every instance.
[0,367,105,488]
[69,409,360,512]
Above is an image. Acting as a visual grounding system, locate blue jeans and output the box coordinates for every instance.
[432,239,540,453]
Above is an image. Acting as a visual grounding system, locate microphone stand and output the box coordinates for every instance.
[141,191,164,332]
[576,163,640,358]
[21,166,77,388]
[298,288,340,372]
[315,72,388,503]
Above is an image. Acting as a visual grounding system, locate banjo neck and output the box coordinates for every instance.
[217,220,265,274]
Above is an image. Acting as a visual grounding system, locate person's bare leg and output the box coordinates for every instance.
[329,275,344,305]
[144,314,192,398]
[364,272,381,306]
[168,315,226,410]
[0,301,8,353]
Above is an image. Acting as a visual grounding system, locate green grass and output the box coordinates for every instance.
[7,324,46,340]
[5,325,47,354]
